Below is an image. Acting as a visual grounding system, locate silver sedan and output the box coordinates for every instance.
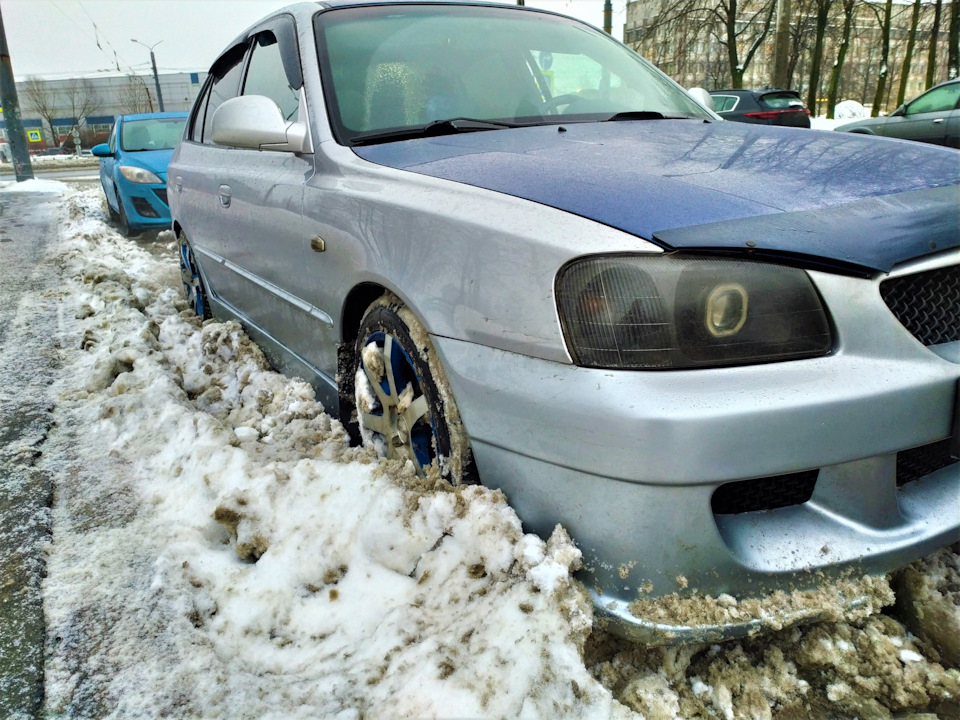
[169,0,960,644]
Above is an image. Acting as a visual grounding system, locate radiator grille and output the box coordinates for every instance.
[712,470,819,515]
[153,188,169,206]
[897,439,958,487]
[880,265,960,347]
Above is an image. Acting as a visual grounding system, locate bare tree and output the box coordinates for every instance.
[711,0,779,88]
[63,78,102,131]
[870,0,894,115]
[19,76,59,145]
[925,0,943,88]
[804,0,837,114]
[825,0,856,117]
[19,76,103,146]
[786,0,819,89]
[896,0,923,107]
[116,75,155,114]
[948,0,959,79]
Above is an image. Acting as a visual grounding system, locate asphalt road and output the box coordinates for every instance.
[0,191,62,720]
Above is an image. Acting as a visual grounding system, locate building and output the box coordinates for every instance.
[1,70,206,153]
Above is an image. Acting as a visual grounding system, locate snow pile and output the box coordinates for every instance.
[589,611,960,719]
[41,188,618,718]
[893,546,960,669]
[39,187,960,719]
[833,100,869,120]
[0,178,69,193]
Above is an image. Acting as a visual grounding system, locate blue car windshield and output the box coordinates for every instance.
[120,118,187,152]
[314,4,710,145]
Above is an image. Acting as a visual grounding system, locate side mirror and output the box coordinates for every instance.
[891,105,906,117]
[91,143,112,157]
[687,87,715,112]
[211,95,312,153]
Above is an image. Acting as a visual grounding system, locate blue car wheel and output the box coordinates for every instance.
[115,190,133,237]
[354,296,475,484]
[178,234,211,320]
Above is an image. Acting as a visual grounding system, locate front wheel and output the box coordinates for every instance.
[115,191,134,237]
[354,295,475,484]
[178,233,211,319]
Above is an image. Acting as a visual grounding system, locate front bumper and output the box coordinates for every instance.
[430,261,960,643]
[118,180,171,230]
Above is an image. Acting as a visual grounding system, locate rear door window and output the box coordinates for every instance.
[759,92,804,110]
[711,95,739,112]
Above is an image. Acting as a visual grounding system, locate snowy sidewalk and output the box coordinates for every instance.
[0,185,64,720]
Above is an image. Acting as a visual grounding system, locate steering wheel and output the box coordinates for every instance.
[541,93,585,115]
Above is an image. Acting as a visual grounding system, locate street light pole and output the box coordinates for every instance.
[131,38,164,112]
[0,4,34,181]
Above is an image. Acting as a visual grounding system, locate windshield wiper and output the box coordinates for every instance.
[350,117,521,146]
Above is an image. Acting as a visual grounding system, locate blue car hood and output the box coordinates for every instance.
[355,121,960,274]
[121,148,174,181]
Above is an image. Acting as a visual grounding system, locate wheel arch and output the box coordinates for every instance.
[340,282,391,346]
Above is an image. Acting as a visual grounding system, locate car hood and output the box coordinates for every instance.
[118,148,174,181]
[355,120,959,274]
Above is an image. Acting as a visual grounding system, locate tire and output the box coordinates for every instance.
[354,295,475,484]
[104,189,120,223]
[116,191,134,237]
[178,233,212,320]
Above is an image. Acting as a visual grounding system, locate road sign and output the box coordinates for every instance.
[27,130,40,142]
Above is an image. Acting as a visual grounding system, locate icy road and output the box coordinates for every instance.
[0,182,958,720]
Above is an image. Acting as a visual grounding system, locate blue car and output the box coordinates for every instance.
[92,112,188,235]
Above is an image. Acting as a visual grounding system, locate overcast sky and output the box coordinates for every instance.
[2,0,628,79]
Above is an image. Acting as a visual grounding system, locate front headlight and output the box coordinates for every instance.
[556,255,832,369]
[119,165,162,184]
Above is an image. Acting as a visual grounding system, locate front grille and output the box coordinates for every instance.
[712,470,819,515]
[880,265,960,346]
[153,188,168,206]
[897,439,958,486]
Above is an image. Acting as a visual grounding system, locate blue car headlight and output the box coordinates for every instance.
[119,165,162,184]
[556,255,832,369]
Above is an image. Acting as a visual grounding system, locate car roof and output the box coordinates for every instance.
[225,0,583,43]
[710,88,800,97]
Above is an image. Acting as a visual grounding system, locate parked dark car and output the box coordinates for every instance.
[170,1,959,645]
[835,79,959,148]
[709,88,811,127]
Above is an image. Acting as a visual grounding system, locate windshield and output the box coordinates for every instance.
[314,4,710,145]
[120,118,187,152]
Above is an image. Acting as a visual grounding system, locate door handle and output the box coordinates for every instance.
[174,176,182,193]
[933,118,944,124]
[218,184,232,208]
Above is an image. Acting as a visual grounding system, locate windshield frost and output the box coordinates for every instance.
[315,5,709,144]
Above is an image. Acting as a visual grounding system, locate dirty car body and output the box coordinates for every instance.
[168,1,960,644]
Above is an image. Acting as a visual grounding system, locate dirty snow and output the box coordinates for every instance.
[32,186,960,718]
[0,178,70,193]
